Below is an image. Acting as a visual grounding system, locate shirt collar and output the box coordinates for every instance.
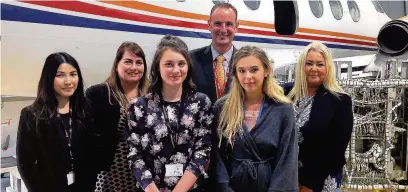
[211,45,234,63]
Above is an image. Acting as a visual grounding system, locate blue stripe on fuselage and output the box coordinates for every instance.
[1,3,377,51]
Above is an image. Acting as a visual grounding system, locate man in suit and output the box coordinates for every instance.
[188,3,239,192]
[189,2,239,104]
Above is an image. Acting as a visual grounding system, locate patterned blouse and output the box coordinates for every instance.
[294,96,314,145]
[126,92,213,191]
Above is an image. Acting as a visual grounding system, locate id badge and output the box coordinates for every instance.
[165,164,183,177]
[67,171,75,185]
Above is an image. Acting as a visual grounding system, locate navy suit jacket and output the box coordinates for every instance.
[189,45,237,104]
[283,82,353,191]
[189,45,237,191]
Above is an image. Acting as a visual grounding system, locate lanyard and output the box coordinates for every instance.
[160,93,185,149]
[59,109,74,171]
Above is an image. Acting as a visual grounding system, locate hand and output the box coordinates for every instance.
[172,189,187,192]
[145,183,160,192]
[172,171,197,192]
[299,184,312,192]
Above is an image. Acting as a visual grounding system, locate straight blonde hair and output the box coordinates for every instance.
[218,46,291,145]
[288,41,345,105]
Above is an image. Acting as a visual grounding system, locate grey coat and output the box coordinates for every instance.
[214,95,298,192]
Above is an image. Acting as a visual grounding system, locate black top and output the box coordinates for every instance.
[85,83,121,171]
[17,106,96,192]
[283,83,354,191]
[60,113,70,133]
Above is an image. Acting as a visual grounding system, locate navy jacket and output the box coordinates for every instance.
[188,45,237,104]
[214,96,298,192]
[283,83,353,191]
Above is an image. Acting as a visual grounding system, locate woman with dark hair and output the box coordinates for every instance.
[86,41,149,191]
[127,35,213,192]
[17,52,95,192]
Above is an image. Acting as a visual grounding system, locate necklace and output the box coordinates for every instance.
[127,95,137,101]
[245,103,261,111]
[245,110,259,120]
[126,92,139,101]
[244,97,264,121]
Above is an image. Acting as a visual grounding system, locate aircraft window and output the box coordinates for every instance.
[372,0,384,13]
[329,0,343,20]
[244,0,260,10]
[347,0,360,22]
[308,0,323,18]
[213,0,228,4]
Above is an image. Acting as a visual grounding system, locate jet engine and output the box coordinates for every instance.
[377,16,408,56]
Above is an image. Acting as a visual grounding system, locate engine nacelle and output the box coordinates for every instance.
[377,16,408,56]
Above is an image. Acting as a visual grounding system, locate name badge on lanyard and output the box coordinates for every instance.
[59,110,75,186]
[67,171,75,185]
[165,164,184,177]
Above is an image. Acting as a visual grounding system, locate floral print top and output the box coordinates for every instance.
[127,92,213,191]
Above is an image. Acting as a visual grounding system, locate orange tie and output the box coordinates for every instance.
[215,55,225,98]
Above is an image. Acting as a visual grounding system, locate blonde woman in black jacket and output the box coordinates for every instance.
[284,42,354,192]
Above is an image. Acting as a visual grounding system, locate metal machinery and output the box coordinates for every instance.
[338,60,408,190]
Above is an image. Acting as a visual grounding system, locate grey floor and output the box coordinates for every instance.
[1,173,10,192]
[1,157,16,192]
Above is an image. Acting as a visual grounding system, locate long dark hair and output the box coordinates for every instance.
[149,35,196,95]
[32,52,88,122]
[105,41,149,107]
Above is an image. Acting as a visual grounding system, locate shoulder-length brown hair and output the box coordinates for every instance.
[148,35,196,95]
[105,41,149,107]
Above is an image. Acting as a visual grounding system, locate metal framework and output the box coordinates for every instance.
[339,60,408,190]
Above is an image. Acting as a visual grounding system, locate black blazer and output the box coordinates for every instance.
[17,106,96,192]
[85,83,121,171]
[189,45,237,104]
[283,83,353,191]
[189,45,237,191]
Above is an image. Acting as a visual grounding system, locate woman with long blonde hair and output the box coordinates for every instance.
[214,46,298,192]
[284,41,353,192]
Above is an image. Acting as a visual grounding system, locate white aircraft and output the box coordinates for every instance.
[0,0,404,158]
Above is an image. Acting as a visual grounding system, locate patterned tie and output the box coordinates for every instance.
[215,55,225,98]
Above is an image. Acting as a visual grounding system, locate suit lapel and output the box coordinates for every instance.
[307,85,330,129]
[202,45,217,99]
